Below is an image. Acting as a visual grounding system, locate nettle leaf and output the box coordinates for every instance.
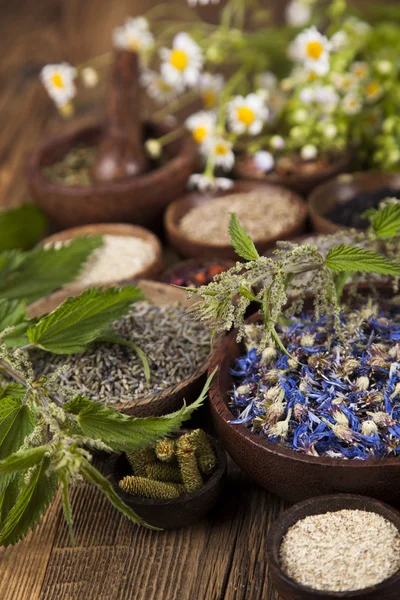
[0,235,103,303]
[27,286,144,354]
[0,456,58,546]
[0,205,47,251]
[0,299,31,348]
[0,384,26,402]
[80,459,151,528]
[371,203,400,239]
[73,369,215,451]
[0,476,20,525]
[0,396,35,460]
[229,213,260,262]
[0,446,47,479]
[326,245,400,276]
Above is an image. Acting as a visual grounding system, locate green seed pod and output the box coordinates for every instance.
[187,429,217,476]
[126,447,155,477]
[176,434,203,493]
[155,438,176,463]
[146,462,182,483]
[119,476,185,500]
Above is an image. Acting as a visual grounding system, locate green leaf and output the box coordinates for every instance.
[59,471,75,546]
[0,205,47,251]
[326,245,400,276]
[27,286,144,354]
[0,235,103,303]
[63,395,93,415]
[96,331,150,382]
[0,446,47,479]
[79,459,153,529]
[0,384,27,402]
[370,203,400,239]
[0,299,31,348]
[228,213,260,262]
[74,369,215,452]
[0,396,35,461]
[0,456,58,546]
[0,476,20,525]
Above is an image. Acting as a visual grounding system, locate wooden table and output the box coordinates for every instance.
[0,1,291,598]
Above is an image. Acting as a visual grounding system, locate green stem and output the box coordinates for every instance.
[152,90,199,122]
[155,126,186,147]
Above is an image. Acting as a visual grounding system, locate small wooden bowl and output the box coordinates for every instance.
[25,121,197,230]
[309,172,400,234]
[207,309,400,505]
[28,280,218,417]
[103,432,227,529]
[267,494,400,600]
[161,258,235,286]
[165,181,308,261]
[235,152,352,197]
[41,223,163,288]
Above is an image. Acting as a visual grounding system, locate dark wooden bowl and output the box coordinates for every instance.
[207,314,400,505]
[25,121,197,230]
[309,172,400,234]
[28,280,219,417]
[161,258,235,286]
[41,223,163,287]
[103,432,227,529]
[235,152,352,197]
[267,494,400,599]
[164,181,308,261]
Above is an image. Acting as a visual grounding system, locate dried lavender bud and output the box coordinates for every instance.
[146,462,182,483]
[176,435,203,493]
[126,448,155,477]
[155,438,176,463]
[119,476,185,500]
[187,429,217,476]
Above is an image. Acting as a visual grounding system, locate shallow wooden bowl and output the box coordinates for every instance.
[207,314,400,505]
[164,181,308,261]
[267,494,400,600]
[28,280,218,417]
[104,432,227,529]
[41,223,163,287]
[235,152,352,197]
[25,121,197,230]
[309,172,400,234]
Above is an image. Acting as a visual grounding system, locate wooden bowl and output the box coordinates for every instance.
[41,223,163,288]
[161,258,235,286]
[207,314,400,505]
[165,181,308,261]
[267,494,400,600]
[103,432,227,529]
[235,152,352,197]
[28,280,218,417]
[309,172,400,234]
[25,121,197,230]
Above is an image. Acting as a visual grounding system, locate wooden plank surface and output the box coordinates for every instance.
[0,1,290,598]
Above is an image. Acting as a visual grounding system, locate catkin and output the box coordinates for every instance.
[119,476,185,500]
[126,448,155,477]
[155,438,176,463]
[176,435,203,493]
[146,462,182,483]
[187,429,217,475]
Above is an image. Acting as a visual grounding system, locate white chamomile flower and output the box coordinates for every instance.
[228,94,268,135]
[198,72,224,108]
[40,62,77,108]
[315,85,339,111]
[258,71,278,90]
[351,61,369,81]
[342,92,362,115]
[160,32,203,88]
[141,70,182,103]
[304,59,330,77]
[185,111,216,144]
[253,151,275,173]
[187,0,220,5]
[299,86,315,104]
[364,80,383,103]
[285,0,311,28]
[331,72,357,92]
[292,27,331,70]
[188,174,233,192]
[324,123,338,139]
[301,144,318,160]
[113,17,154,53]
[270,135,286,151]
[330,30,348,51]
[80,67,99,88]
[203,137,235,171]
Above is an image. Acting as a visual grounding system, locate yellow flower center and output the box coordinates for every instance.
[355,67,367,78]
[366,81,380,96]
[203,90,216,108]
[308,71,318,82]
[127,36,141,52]
[215,143,229,155]
[170,50,188,71]
[51,73,65,89]
[193,126,208,143]
[237,106,255,126]
[306,40,324,60]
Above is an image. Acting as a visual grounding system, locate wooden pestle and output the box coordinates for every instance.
[91,49,149,182]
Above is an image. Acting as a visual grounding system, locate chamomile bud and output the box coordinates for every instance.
[301,144,318,161]
[375,60,392,75]
[325,124,338,139]
[81,67,99,88]
[294,108,308,123]
[145,139,162,159]
[253,150,274,173]
[270,135,285,151]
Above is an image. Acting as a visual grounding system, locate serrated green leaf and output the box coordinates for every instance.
[63,395,93,415]
[0,476,20,525]
[0,396,35,461]
[59,471,75,546]
[0,205,47,251]
[326,245,400,276]
[75,369,215,452]
[0,456,58,546]
[370,203,400,239]
[0,446,47,478]
[27,286,144,354]
[0,235,103,303]
[228,213,260,262]
[80,459,152,529]
[0,384,26,402]
[0,299,31,348]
